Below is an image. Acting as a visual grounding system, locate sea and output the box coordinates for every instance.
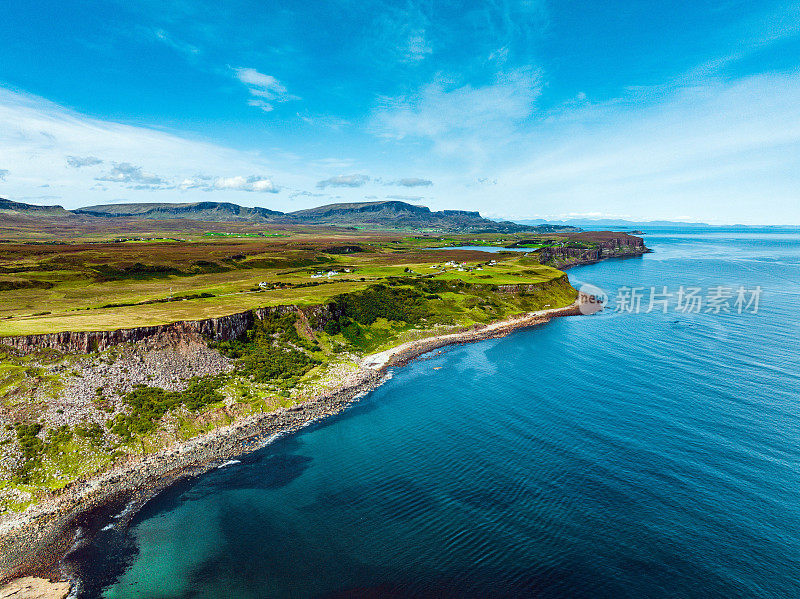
[67,228,800,598]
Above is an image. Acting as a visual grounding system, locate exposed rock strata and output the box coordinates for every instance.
[0,311,253,354]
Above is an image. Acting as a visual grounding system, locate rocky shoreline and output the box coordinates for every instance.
[0,300,582,595]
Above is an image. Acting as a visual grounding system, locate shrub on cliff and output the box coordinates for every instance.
[109,377,225,443]
[330,284,428,326]
[13,423,44,482]
[213,312,320,384]
[11,423,79,483]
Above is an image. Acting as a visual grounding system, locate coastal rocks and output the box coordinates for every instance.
[0,338,234,431]
[0,367,385,582]
[0,577,70,599]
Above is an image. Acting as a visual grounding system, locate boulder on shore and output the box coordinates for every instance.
[0,577,70,599]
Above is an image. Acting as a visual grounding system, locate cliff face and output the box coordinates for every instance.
[535,233,648,269]
[0,312,254,354]
[0,303,345,355]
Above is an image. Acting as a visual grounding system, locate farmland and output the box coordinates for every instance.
[0,227,569,336]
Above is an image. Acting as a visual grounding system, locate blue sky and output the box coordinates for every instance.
[0,0,798,223]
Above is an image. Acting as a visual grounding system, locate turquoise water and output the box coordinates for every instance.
[70,230,800,598]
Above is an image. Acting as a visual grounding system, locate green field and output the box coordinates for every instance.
[0,231,570,336]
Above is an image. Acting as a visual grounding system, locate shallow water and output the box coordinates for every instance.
[70,229,800,598]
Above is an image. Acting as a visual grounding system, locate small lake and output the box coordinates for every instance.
[426,245,532,253]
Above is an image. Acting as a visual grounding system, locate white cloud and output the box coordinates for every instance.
[232,67,297,112]
[152,29,200,58]
[386,194,423,202]
[370,70,541,160]
[297,112,350,130]
[213,176,279,193]
[488,46,509,63]
[289,190,327,200]
[234,67,286,94]
[316,174,370,188]
[177,175,278,193]
[0,88,308,208]
[96,162,169,187]
[389,177,432,187]
[403,31,432,62]
[367,4,435,66]
[0,169,8,181]
[248,98,274,113]
[66,155,103,168]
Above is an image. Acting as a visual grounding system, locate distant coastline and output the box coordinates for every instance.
[514,218,800,229]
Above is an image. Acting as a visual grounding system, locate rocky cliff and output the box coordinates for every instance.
[0,303,344,355]
[535,232,648,269]
[0,312,254,354]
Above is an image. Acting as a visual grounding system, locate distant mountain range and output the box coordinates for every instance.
[2,198,578,233]
[0,197,73,217]
[73,201,284,221]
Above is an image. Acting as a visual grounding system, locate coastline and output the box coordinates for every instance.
[0,299,582,589]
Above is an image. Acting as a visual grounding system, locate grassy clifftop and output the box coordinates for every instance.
[0,233,569,336]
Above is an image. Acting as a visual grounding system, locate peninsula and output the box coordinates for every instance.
[0,199,648,589]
